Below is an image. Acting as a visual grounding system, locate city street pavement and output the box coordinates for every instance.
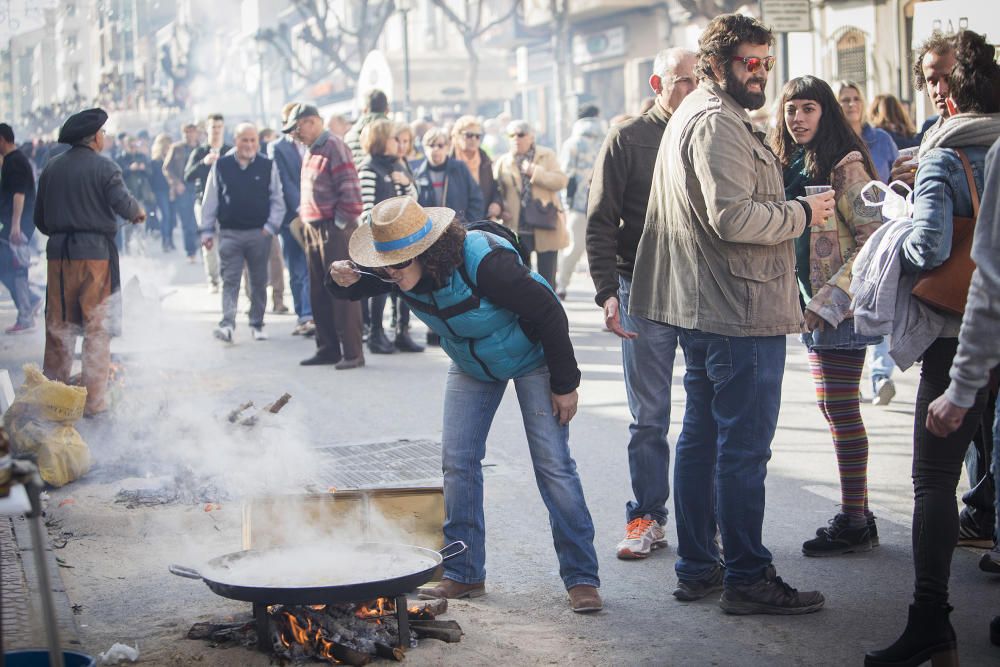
[1,246,998,666]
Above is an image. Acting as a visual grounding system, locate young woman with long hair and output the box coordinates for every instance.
[771,75,884,556]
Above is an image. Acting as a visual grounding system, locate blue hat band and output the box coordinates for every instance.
[373,218,434,252]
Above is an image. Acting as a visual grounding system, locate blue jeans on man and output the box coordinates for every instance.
[618,275,677,524]
[280,225,312,323]
[673,329,785,586]
[440,363,600,590]
[174,189,199,257]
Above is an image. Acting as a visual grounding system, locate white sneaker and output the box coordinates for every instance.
[251,327,268,341]
[213,326,233,342]
[616,514,668,560]
[872,377,896,406]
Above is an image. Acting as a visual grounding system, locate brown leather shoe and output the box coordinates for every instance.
[417,578,486,600]
[334,356,365,370]
[568,585,603,613]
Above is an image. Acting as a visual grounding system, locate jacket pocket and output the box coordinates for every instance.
[728,251,788,283]
[750,143,783,199]
[728,250,790,326]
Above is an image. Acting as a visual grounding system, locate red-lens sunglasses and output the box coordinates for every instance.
[731,55,776,74]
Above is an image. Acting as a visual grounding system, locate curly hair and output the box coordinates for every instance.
[913,33,955,91]
[695,13,774,81]
[950,30,1000,114]
[418,221,467,288]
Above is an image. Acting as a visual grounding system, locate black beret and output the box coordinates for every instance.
[57,108,109,144]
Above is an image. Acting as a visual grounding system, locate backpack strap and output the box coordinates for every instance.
[954,148,980,219]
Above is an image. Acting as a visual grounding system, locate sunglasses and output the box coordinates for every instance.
[348,260,411,283]
[509,132,527,138]
[462,132,482,140]
[731,55,776,73]
[427,143,448,149]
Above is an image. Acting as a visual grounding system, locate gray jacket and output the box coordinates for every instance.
[560,117,605,212]
[850,218,955,370]
[630,80,806,336]
[946,136,1000,407]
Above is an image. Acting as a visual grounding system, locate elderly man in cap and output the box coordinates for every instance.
[200,122,285,343]
[34,108,146,418]
[283,103,365,368]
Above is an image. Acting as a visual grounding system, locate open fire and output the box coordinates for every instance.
[187,597,459,665]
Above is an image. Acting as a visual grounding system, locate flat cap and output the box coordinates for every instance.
[281,103,320,133]
[57,108,109,144]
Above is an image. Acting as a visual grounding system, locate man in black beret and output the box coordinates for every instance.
[34,108,146,418]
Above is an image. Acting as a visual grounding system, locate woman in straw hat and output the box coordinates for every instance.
[328,196,602,613]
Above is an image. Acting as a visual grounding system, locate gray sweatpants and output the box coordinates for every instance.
[219,228,271,329]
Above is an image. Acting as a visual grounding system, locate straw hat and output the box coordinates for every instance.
[349,196,455,267]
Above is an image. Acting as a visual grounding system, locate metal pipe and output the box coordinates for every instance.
[25,476,64,667]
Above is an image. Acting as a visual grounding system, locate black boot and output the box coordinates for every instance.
[865,604,958,666]
[426,331,441,346]
[394,325,425,353]
[368,326,395,354]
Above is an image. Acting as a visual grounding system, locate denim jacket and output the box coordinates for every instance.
[901,145,987,273]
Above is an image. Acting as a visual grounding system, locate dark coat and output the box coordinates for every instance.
[267,136,302,227]
[451,148,501,214]
[413,157,485,223]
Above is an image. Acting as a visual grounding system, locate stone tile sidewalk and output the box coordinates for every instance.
[1,515,81,652]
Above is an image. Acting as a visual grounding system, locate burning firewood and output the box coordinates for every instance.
[226,393,293,428]
[409,620,463,643]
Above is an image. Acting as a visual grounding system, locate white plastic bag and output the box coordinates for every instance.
[861,180,914,221]
[98,642,139,664]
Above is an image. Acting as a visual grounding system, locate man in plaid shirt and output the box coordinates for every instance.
[282,104,366,369]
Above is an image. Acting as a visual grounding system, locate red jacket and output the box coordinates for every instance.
[300,131,363,225]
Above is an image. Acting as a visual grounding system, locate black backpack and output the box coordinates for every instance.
[462,219,530,265]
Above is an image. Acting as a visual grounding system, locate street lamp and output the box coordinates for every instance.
[396,0,413,118]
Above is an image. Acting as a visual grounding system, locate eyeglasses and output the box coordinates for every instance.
[509,132,527,138]
[731,55,776,74]
[462,132,482,140]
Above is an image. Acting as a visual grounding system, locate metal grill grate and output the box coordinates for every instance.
[313,439,443,489]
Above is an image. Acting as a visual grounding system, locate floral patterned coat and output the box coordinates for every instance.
[805,151,884,327]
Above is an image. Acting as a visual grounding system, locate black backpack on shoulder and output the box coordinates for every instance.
[462,219,530,265]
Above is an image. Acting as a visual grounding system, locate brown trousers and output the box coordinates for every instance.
[43,260,113,416]
[303,220,363,361]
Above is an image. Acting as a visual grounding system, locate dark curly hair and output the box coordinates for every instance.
[949,30,1000,114]
[417,221,467,288]
[913,33,955,91]
[696,13,774,82]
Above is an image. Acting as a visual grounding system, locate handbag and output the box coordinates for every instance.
[911,149,978,316]
[522,198,559,230]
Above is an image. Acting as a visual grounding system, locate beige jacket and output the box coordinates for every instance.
[630,80,807,337]
[494,145,570,252]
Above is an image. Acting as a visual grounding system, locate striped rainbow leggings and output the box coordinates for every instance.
[808,348,870,518]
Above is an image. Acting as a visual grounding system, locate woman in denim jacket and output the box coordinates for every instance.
[773,76,884,557]
[866,29,1000,667]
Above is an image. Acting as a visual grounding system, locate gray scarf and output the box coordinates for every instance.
[919,112,1000,157]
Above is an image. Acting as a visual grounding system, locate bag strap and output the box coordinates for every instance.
[954,148,980,219]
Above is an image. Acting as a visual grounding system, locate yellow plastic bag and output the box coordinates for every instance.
[3,364,91,487]
[11,364,87,423]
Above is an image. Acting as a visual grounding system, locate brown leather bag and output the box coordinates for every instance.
[911,148,979,316]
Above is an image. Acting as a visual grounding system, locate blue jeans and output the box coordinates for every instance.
[154,189,175,250]
[440,363,600,590]
[174,190,199,257]
[279,226,312,322]
[674,329,785,586]
[618,275,677,524]
[870,337,895,391]
[994,396,1000,543]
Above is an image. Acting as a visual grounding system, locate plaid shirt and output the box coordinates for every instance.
[300,131,363,225]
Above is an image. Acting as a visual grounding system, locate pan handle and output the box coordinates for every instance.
[168,564,204,580]
[438,541,467,562]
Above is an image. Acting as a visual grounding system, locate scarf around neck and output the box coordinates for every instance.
[920,112,1000,157]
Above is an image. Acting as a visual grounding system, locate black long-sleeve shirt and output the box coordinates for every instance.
[327,248,581,394]
[184,143,232,203]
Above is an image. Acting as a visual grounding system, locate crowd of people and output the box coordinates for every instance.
[2,11,1000,663]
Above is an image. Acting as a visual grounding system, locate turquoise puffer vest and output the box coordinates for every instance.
[402,231,549,382]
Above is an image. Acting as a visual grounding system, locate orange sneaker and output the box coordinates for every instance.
[616,514,667,560]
